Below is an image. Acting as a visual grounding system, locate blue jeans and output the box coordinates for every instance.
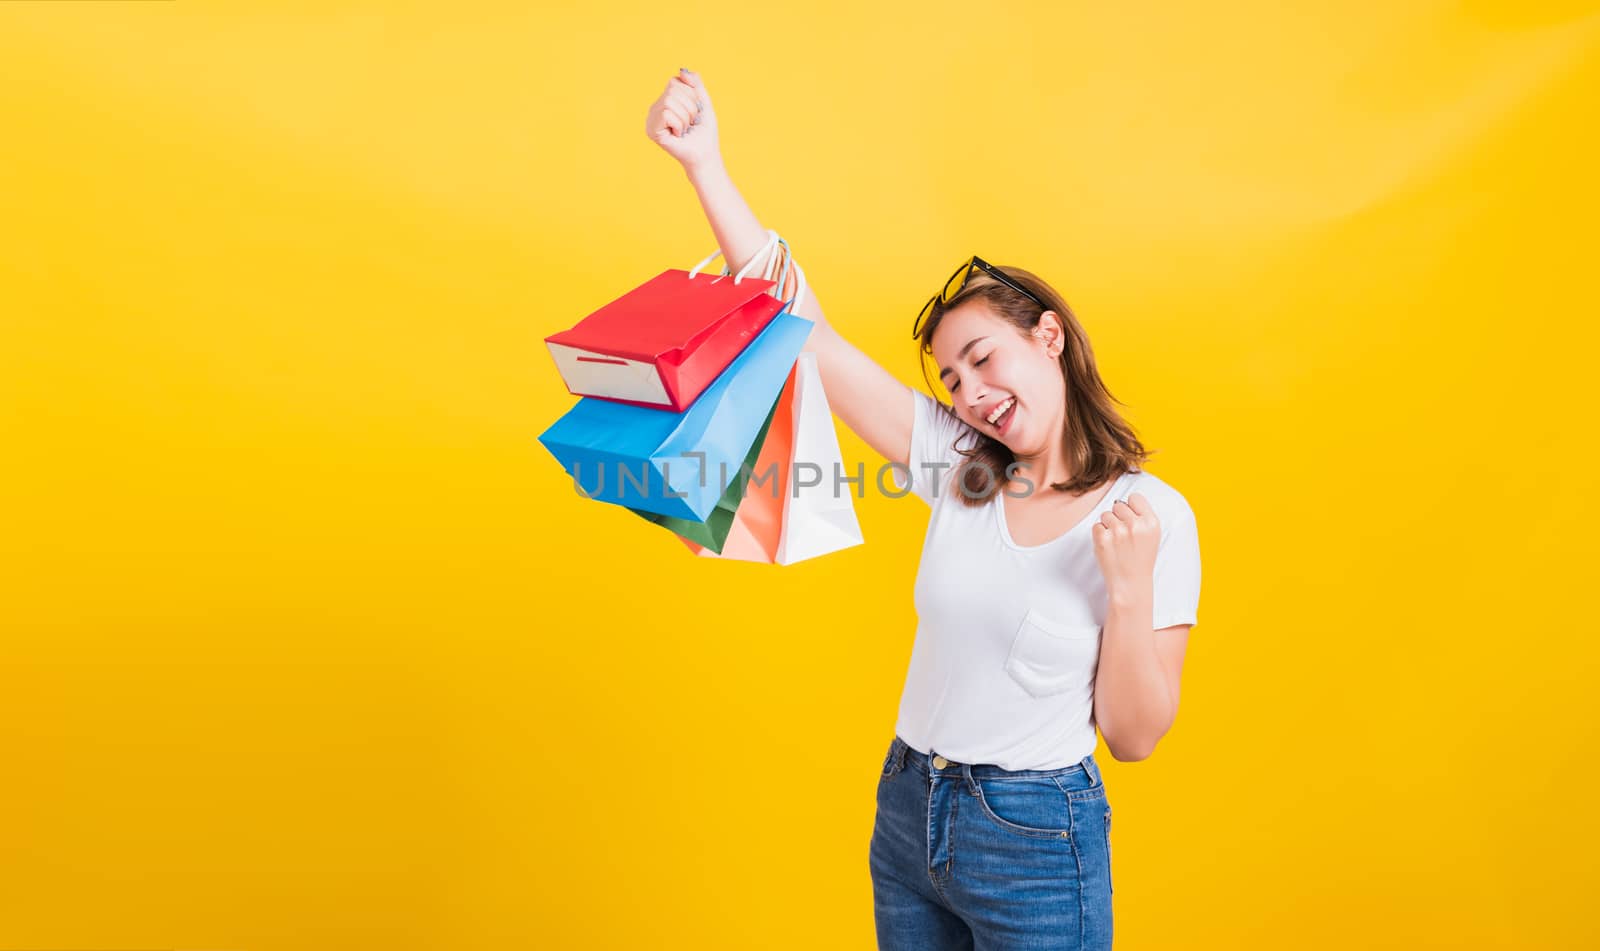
[868,735,1114,950]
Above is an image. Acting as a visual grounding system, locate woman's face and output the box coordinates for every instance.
[930,302,1066,458]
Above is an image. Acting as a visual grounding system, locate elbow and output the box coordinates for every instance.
[1099,700,1177,762]
[1106,735,1161,763]
[1108,745,1151,763]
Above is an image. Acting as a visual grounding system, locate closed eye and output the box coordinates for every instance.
[949,354,990,394]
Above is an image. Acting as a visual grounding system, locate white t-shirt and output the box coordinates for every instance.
[890,388,1203,771]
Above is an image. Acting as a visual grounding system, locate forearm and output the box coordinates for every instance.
[684,160,827,327]
[1092,589,1176,760]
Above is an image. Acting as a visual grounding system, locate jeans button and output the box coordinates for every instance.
[932,755,949,769]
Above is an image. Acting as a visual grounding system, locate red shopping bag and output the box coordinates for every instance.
[544,235,789,412]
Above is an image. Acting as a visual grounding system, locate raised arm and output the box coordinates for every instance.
[646,69,915,469]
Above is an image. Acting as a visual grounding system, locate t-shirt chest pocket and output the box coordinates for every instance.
[1003,608,1102,699]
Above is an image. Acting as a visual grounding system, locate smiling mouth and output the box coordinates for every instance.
[986,397,1017,431]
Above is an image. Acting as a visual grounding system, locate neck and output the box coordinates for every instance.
[1006,400,1074,494]
[1009,439,1074,495]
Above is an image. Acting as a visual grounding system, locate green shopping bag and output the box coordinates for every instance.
[626,397,780,554]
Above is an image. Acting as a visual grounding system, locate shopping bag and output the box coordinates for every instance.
[673,362,795,561]
[537,309,813,522]
[544,231,787,412]
[776,351,864,562]
[682,352,862,564]
[626,392,782,553]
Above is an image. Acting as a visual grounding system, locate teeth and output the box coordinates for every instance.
[986,397,1015,425]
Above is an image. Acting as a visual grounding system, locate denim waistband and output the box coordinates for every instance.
[887,734,1102,784]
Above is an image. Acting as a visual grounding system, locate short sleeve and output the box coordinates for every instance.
[892,388,979,506]
[1151,502,1202,630]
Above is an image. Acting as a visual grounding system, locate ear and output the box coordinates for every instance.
[1031,311,1065,356]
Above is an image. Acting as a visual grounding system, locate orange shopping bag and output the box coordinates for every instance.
[679,362,796,562]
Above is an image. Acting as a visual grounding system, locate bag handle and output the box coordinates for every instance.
[686,228,808,312]
[688,229,781,284]
[766,235,809,313]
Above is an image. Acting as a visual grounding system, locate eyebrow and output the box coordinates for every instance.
[939,337,989,380]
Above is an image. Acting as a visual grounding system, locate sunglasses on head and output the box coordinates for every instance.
[912,255,1047,339]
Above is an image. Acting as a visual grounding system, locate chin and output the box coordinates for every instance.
[997,432,1033,456]
[1007,431,1050,459]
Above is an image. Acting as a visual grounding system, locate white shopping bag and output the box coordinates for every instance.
[776,351,864,564]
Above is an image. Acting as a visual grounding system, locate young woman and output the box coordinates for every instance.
[645,69,1202,951]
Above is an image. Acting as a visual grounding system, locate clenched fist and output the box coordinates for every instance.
[645,68,721,174]
[1092,493,1160,602]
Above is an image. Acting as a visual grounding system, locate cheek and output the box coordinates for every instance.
[991,351,1034,391]
[1002,363,1055,410]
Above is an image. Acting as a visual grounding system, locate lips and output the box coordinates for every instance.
[983,397,1015,425]
[995,401,1018,436]
[984,396,1018,435]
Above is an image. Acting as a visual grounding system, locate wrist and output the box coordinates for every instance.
[684,157,727,186]
[1106,583,1153,613]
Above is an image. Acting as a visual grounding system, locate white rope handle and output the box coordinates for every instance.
[760,237,785,281]
[685,228,808,312]
[688,229,781,284]
[766,236,808,313]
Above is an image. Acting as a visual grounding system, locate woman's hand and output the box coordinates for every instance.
[1092,493,1161,604]
[645,68,721,174]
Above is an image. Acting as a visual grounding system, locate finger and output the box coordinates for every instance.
[666,89,702,124]
[659,105,685,137]
[670,87,704,124]
[678,69,713,107]
[1108,498,1137,523]
[653,118,680,142]
[1122,492,1152,517]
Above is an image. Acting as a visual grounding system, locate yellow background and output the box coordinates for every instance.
[3,1,1597,948]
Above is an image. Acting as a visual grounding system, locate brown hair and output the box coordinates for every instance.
[916,265,1153,506]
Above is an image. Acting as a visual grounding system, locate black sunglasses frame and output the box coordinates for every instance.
[912,255,1047,340]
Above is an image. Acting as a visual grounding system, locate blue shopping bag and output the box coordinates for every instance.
[537,309,813,522]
